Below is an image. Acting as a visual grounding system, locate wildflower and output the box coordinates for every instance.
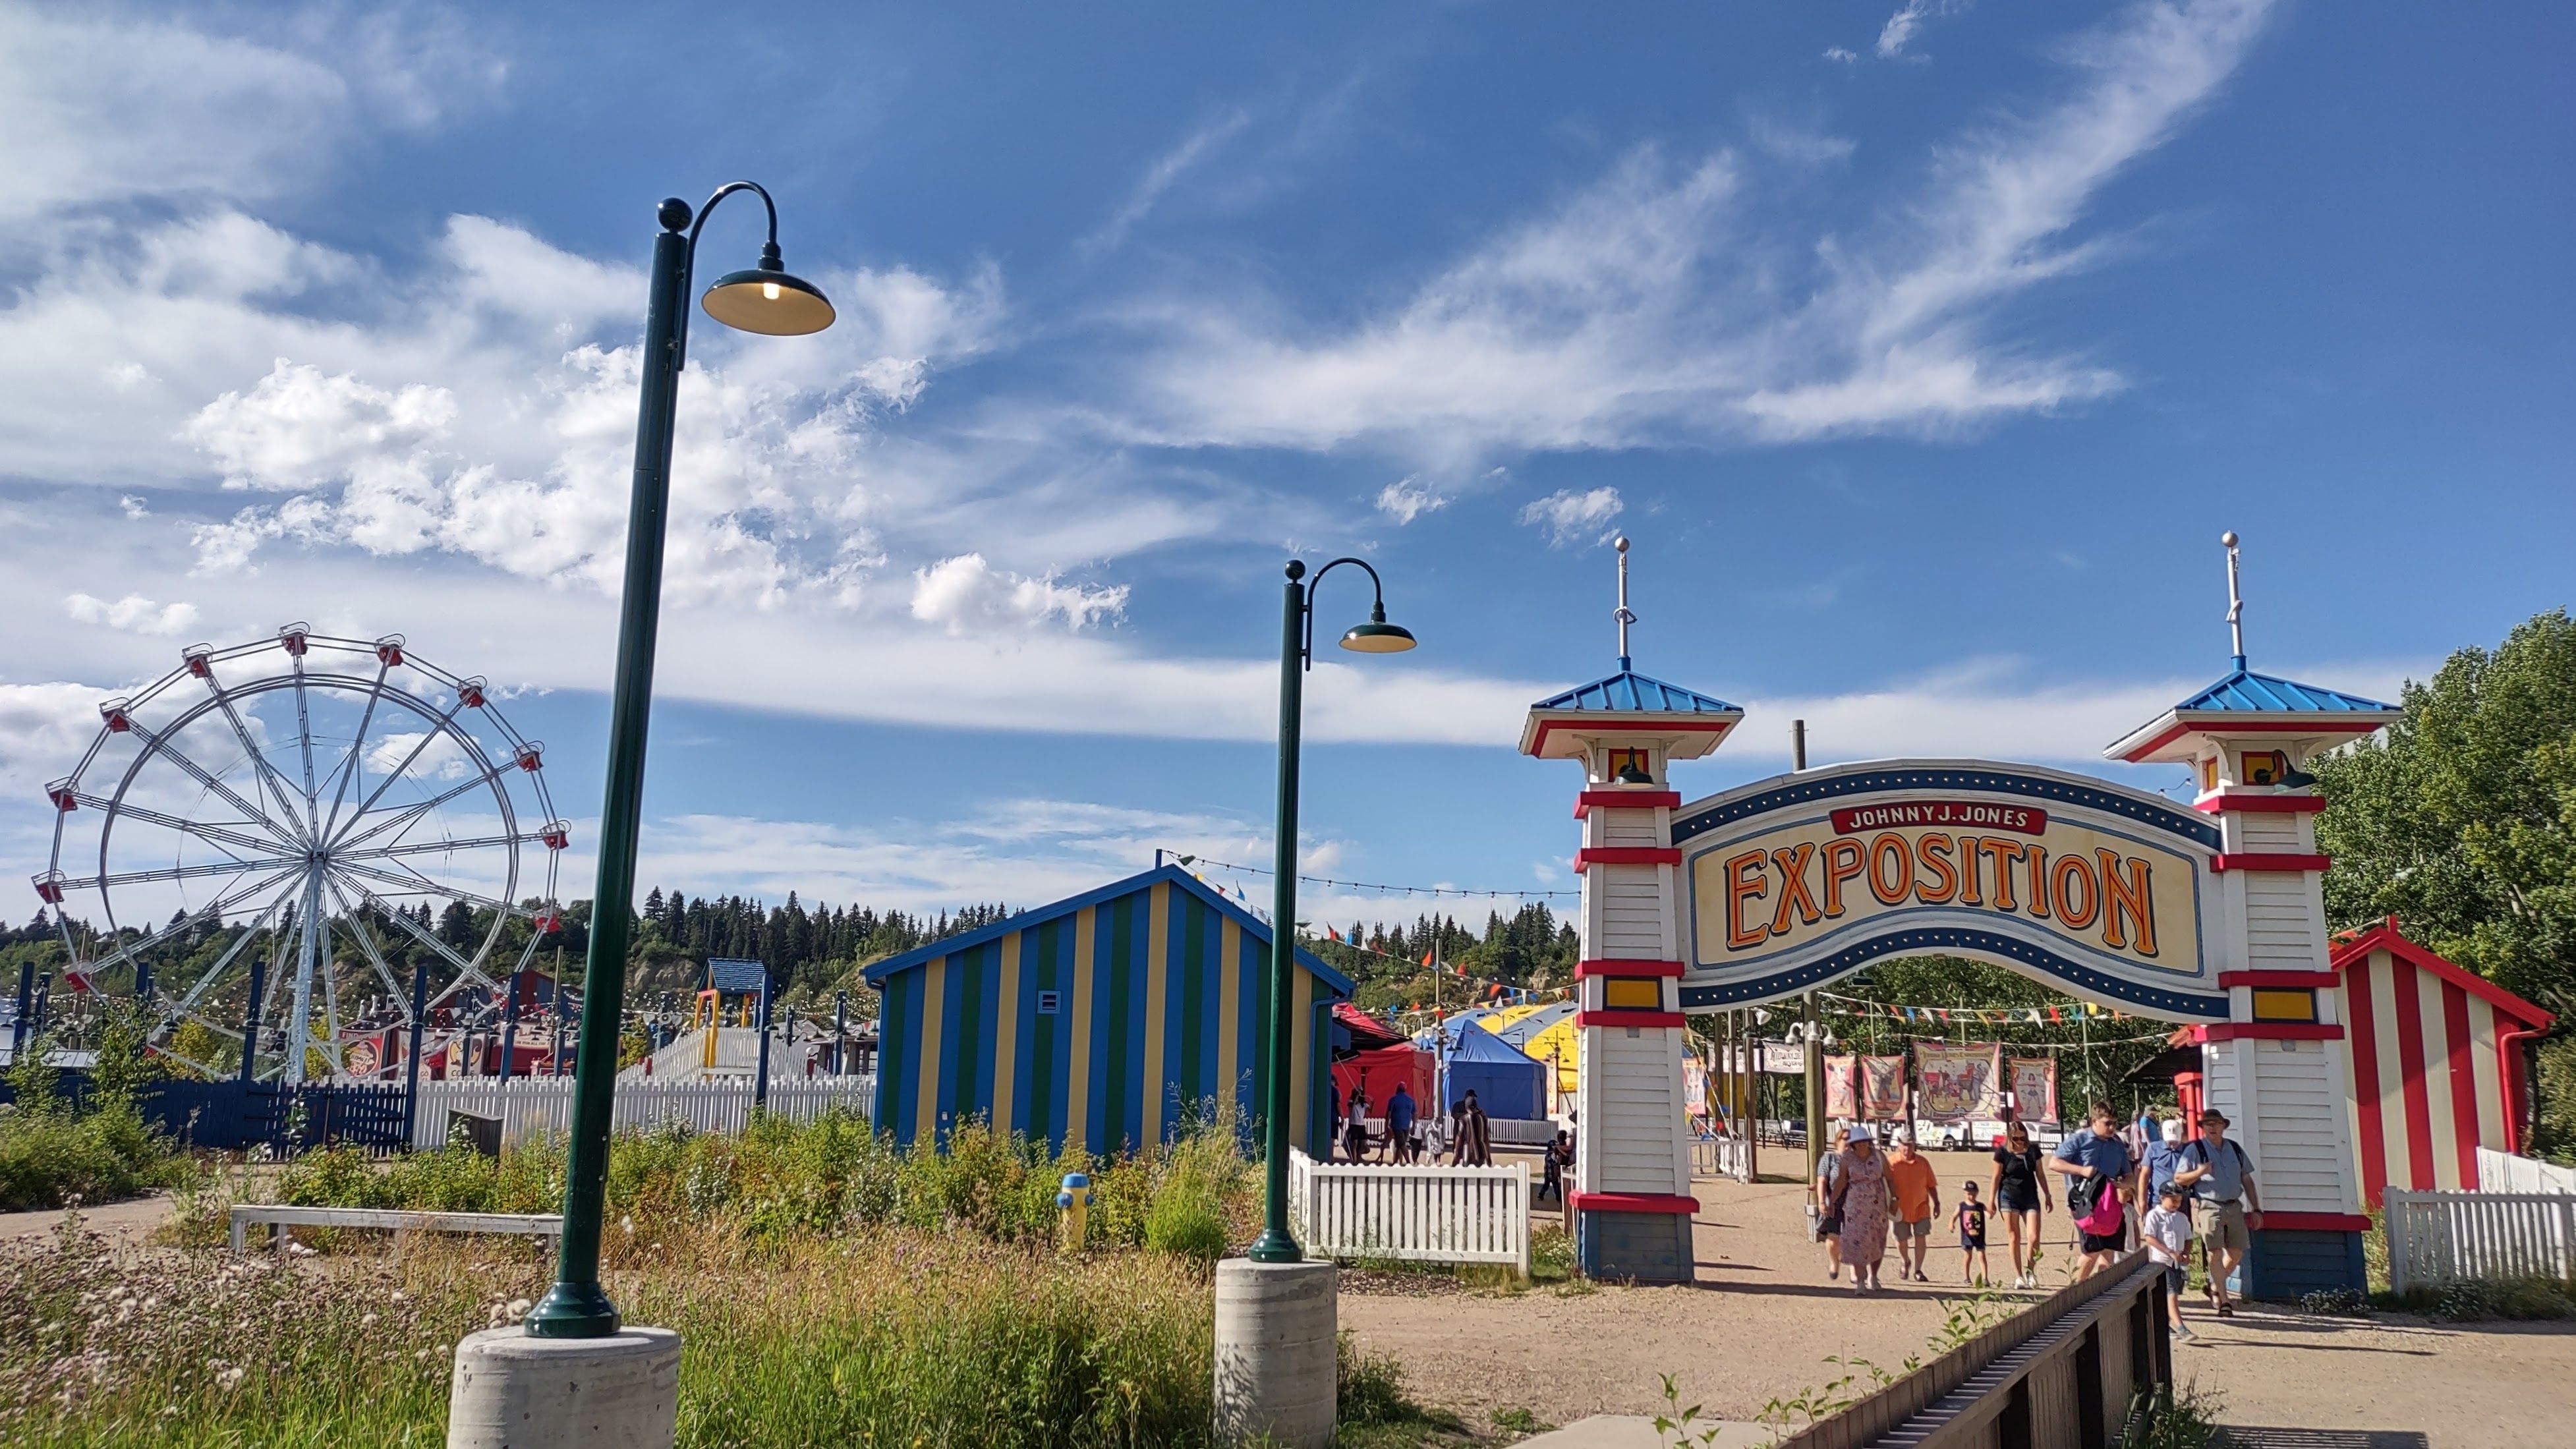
[390,1289,409,1303]
[360,1312,379,1328]
[507,1297,532,1321]
[216,1366,246,1390]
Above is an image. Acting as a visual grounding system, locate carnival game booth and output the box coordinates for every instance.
[863,865,1355,1156]
[2329,920,2554,1199]
[1331,1044,1435,1141]
[1419,1017,1551,1123]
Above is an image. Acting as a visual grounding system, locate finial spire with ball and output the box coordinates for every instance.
[2222,530,2246,670]
[1614,534,1635,670]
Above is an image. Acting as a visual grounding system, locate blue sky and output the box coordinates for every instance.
[1,0,2568,928]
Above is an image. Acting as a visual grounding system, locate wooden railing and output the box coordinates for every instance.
[1286,1148,1530,1276]
[2384,1187,2576,1293]
[1777,1255,2170,1449]
[410,1076,874,1151]
[1690,1133,1750,1181]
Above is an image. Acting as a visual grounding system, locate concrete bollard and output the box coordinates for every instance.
[1212,1259,1336,1448]
[447,1325,681,1448]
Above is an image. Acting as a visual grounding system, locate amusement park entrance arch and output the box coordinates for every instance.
[1520,536,2400,1294]
[1669,761,2228,1021]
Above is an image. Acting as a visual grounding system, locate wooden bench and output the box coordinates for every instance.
[228,1205,564,1254]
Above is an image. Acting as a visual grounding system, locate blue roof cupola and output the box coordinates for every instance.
[2105,532,2400,766]
[1520,536,1743,762]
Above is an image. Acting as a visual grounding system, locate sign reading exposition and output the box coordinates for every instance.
[1673,762,2228,1019]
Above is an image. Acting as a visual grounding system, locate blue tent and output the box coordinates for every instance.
[1416,1018,1548,1121]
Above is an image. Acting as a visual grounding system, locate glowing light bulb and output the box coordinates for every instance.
[762,281,781,300]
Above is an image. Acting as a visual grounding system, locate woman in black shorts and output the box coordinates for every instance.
[1989,1120,2054,1289]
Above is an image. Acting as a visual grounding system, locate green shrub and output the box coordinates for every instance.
[0,1095,191,1211]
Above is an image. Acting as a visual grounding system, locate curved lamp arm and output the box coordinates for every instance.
[668,181,783,368]
[1296,555,1389,669]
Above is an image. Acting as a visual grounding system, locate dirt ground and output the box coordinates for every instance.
[1340,1150,2576,1446]
[0,1191,179,1242]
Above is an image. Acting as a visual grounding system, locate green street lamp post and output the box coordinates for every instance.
[1245,557,1416,1264]
[526,185,834,1338]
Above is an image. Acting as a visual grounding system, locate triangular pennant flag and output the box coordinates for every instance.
[2047,1007,2062,1023]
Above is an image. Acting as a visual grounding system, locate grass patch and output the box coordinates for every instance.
[2124,1382,2233,1448]
[1,1032,197,1212]
[1335,1333,1474,1447]
[3,1217,1222,1446]
[2368,1275,2576,1322]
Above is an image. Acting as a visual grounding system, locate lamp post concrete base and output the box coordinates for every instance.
[446,1325,681,1448]
[1213,1258,1336,1448]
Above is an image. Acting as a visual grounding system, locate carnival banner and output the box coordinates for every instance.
[1860,1055,1908,1120]
[1824,1056,1858,1120]
[1683,1057,1707,1114]
[2009,1057,2059,1125]
[1719,1044,1810,1075]
[1913,1042,2004,1123]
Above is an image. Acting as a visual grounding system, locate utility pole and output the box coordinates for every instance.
[1795,718,1825,1191]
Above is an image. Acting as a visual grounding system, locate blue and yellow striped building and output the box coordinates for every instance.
[862,865,1354,1156]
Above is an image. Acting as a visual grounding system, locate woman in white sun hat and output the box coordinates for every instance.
[1828,1121,1893,1293]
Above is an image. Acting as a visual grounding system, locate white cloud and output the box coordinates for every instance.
[63,593,199,637]
[1877,0,1966,60]
[1113,0,2274,458]
[1824,47,1861,64]
[1518,487,1622,546]
[1375,478,1448,525]
[0,5,502,225]
[907,554,1129,635]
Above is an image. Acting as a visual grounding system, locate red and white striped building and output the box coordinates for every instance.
[2332,921,2554,1203]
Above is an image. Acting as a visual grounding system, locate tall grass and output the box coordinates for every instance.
[3,1215,1223,1447]
[244,1108,1254,1264]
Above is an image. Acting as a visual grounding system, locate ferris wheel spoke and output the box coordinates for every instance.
[320,873,416,1018]
[88,861,304,968]
[292,653,320,836]
[71,793,280,857]
[333,758,512,855]
[318,660,392,841]
[57,854,304,892]
[196,666,318,847]
[331,696,472,847]
[152,886,297,1031]
[123,719,306,851]
[336,830,552,863]
[331,858,527,919]
[329,868,492,982]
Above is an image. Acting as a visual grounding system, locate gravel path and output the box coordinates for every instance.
[1340,1151,2576,1446]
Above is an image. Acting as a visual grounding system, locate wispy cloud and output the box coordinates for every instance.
[1518,487,1622,547]
[1375,478,1448,524]
[1877,0,1967,60]
[1112,0,2275,461]
[1085,109,1253,254]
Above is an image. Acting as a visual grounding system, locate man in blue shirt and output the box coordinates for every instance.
[2172,1108,2262,1317]
[1386,1083,1417,1164]
[2051,1100,2135,1266]
[2143,1117,2188,1205]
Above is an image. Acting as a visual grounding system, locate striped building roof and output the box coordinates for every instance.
[1528,668,1740,716]
[2105,662,2401,763]
[2171,666,2397,717]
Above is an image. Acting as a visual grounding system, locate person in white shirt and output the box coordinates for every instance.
[2141,1183,2197,1340]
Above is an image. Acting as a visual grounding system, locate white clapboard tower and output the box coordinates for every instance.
[2104,532,2400,1296]
[1517,537,1741,1281]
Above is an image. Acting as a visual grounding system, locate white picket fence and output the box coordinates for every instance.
[409,1076,874,1151]
[2478,1146,2576,1196]
[1691,1133,1750,1181]
[1286,1148,1530,1276]
[2383,1187,2576,1293]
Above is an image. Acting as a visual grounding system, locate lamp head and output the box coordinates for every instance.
[702,240,836,336]
[1338,600,1417,654]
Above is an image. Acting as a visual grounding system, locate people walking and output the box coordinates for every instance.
[1343,1085,1371,1164]
[2050,1101,2135,1271]
[2075,1176,2131,1277]
[2142,1182,2198,1339]
[1814,1131,1847,1281]
[1991,1120,2054,1289]
[1537,1129,1570,1205]
[1461,1089,1493,1167]
[2144,1116,2187,1207]
[1829,1122,1892,1293]
[1886,1129,1941,1284]
[1445,1100,1471,1165]
[2171,1108,2262,1317]
[1386,1082,1417,1165]
[1955,1182,1991,1286]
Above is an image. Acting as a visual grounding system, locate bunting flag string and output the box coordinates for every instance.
[1815,988,2144,1025]
[1162,850,1579,903]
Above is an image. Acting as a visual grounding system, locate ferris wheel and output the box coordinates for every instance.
[33,626,568,1083]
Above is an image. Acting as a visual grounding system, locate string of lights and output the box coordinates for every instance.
[1816,988,2156,1025]
[1162,851,1579,903]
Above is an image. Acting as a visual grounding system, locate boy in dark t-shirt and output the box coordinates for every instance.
[1955,1181,1991,1286]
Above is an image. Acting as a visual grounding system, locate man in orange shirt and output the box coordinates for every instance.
[1886,1129,1942,1284]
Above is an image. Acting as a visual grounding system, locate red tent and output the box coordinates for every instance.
[1333,1001,1409,1050]
[1332,1044,1433,1122]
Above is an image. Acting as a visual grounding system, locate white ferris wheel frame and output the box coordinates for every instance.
[33,626,569,1084]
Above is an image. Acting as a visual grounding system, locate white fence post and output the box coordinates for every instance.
[1282,1148,1532,1275]
[2384,1185,2576,1293]
[407,1077,874,1151]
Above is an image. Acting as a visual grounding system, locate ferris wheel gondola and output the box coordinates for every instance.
[33,627,567,1083]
